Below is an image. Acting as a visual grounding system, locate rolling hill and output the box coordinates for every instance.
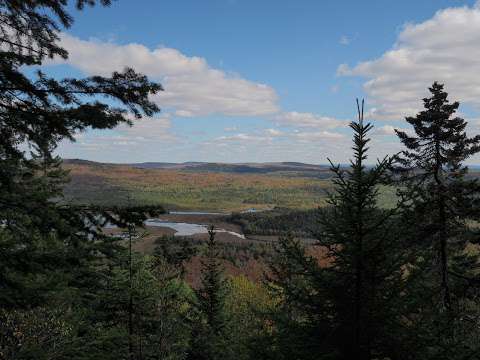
[62,159,335,211]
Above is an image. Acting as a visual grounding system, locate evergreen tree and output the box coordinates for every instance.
[0,2,171,358]
[395,82,480,309]
[224,275,275,360]
[394,82,480,358]
[198,227,227,334]
[188,226,230,360]
[153,235,198,280]
[0,0,162,309]
[71,222,196,360]
[263,101,408,360]
[261,234,333,360]
[315,100,406,359]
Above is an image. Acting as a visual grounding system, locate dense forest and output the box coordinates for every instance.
[1,1,480,360]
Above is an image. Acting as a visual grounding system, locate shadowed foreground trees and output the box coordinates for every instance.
[260,87,480,360]
[187,226,232,360]
[1,71,480,360]
[314,101,407,359]
[0,0,163,310]
[261,101,408,360]
[392,83,480,359]
[395,82,480,312]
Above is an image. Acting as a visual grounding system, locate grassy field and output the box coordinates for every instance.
[63,162,333,211]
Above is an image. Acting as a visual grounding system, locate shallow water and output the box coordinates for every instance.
[145,219,245,239]
[169,209,268,215]
[169,211,224,215]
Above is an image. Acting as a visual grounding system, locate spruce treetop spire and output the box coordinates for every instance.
[356,98,364,127]
[395,82,480,314]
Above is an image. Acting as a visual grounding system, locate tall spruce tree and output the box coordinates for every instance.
[188,226,231,360]
[263,101,407,360]
[0,0,162,309]
[198,227,227,334]
[395,82,480,308]
[262,234,333,360]
[394,82,480,358]
[316,100,406,359]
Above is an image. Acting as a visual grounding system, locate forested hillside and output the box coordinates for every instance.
[62,161,333,210]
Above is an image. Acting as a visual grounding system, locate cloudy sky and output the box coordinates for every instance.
[50,0,480,164]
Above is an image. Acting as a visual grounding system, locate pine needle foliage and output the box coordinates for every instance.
[0,0,163,309]
[316,100,406,359]
[394,82,480,358]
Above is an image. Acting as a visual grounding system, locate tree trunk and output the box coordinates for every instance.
[128,225,135,360]
[434,138,451,311]
[438,197,451,312]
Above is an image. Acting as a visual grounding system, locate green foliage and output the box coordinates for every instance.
[0,305,78,359]
[0,0,163,310]
[79,252,194,360]
[188,227,232,360]
[228,208,323,236]
[154,235,198,279]
[224,276,276,360]
[261,102,409,360]
[62,163,333,211]
[394,82,480,358]
[316,103,407,359]
[260,234,335,360]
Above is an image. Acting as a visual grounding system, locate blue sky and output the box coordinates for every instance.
[51,0,480,163]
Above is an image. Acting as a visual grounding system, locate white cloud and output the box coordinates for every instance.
[373,124,411,136]
[339,2,480,120]
[51,35,360,162]
[212,128,288,146]
[215,133,272,143]
[198,127,350,164]
[61,115,177,153]
[213,128,345,144]
[294,130,345,142]
[265,128,283,136]
[54,34,279,117]
[339,35,350,45]
[275,111,348,129]
[116,116,177,142]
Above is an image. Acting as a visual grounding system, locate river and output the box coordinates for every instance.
[145,218,245,239]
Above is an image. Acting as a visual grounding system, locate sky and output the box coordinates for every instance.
[48,0,480,164]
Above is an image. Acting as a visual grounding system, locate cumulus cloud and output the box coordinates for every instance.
[214,128,345,145]
[51,35,356,162]
[54,34,279,117]
[214,128,285,143]
[115,116,177,142]
[198,127,355,164]
[339,35,350,45]
[265,128,283,136]
[61,115,177,154]
[275,111,348,129]
[339,2,480,120]
[374,125,400,136]
[293,130,345,142]
[216,133,271,143]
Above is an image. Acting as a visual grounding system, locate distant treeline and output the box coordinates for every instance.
[228,208,324,237]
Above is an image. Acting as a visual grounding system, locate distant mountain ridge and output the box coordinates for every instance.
[63,159,333,176]
[63,159,480,175]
